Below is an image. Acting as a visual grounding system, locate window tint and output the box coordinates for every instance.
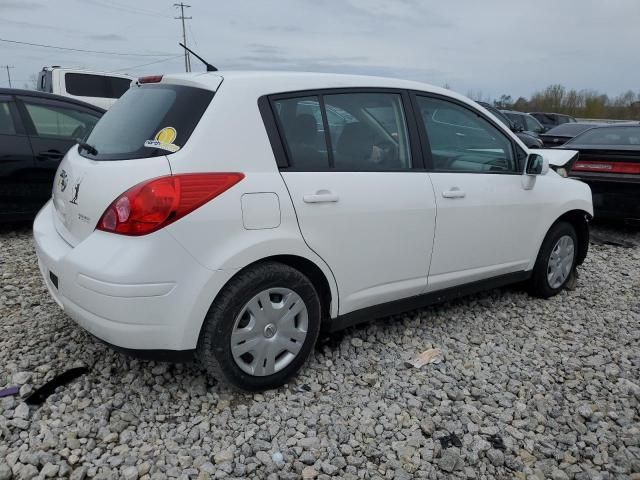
[273,96,330,170]
[417,97,516,173]
[24,102,100,140]
[324,92,411,170]
[0,101,16,135]
[84,84,214,160]
[65,73,132,99]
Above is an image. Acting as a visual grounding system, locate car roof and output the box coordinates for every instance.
[500,110,531,116]
[588,122,640,128]
[0,88,106,113]
[529,112,571,117]
[160,70,476,106]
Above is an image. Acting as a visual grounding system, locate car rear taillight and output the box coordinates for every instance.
[97,173,244,236]
[572,160,640,175]
[138,75,163,84]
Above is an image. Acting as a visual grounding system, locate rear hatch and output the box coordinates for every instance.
[52,79,217,246]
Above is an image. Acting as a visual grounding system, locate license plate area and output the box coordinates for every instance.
[49,271,59,290]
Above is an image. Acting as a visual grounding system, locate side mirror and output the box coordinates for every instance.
[525,153,549,176]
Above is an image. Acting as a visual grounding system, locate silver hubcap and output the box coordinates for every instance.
[230,288,308,377]
[547,235,575,289]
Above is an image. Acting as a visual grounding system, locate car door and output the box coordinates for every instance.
[414,94,550,291]
[0,95,37,217]
[16,96,101,208]
[269,89,437,315]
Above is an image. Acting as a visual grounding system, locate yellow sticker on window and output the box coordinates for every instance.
[155,127,177,144]
[144,126,180,153]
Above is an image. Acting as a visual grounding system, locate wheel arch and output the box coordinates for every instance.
[548,209,592,265]
[206,254,336,326]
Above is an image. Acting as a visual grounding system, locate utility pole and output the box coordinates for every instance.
[174,3,192,73]
[2,65,14,87]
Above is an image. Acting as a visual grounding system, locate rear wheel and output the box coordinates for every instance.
[530,221,578,298]
[197,262,321,391]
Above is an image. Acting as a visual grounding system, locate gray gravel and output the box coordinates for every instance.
[1,223,639,480]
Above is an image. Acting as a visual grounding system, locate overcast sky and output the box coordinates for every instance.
[0,0,638,99]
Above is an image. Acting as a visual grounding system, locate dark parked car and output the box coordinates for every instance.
[501,110,546,136]
[560,124,640,223]
[539,123,602,147]
[500,110,547,138]
[529,112,577,130]
[477,102,543,148]
[0,88,104,221]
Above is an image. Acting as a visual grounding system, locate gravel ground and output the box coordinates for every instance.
[1,223,639,480]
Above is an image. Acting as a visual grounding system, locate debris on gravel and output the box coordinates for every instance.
[1,223,639,479]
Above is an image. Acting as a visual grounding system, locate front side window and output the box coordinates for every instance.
[504,112,526,131]
[24,101,100,140]
[417,96,516,173]
[0,101,16,135]
[525,115,544,133]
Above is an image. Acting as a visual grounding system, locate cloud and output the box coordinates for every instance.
[86,34,125,41]
[0,1,43,10]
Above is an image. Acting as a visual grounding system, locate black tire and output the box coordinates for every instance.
[197,261,321,391]
[530,221,578,298]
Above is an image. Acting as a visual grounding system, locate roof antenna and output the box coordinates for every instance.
[179,42,217,72]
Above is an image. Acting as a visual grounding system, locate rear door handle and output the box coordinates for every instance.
[303,190,339,204]
[442,188,466,199]
[37,150,64,160]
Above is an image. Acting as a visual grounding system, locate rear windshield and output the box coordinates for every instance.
[545,123,596,137]
[81,83,214,160]
[567,126,640,146]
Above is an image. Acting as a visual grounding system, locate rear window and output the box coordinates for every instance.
[567,126,640,146]
[545,123,595,137]
[81,83,214,160]
[65,73,132,99]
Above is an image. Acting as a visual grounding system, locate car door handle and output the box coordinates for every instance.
[37,150,64,160]
[442,188,466,199]
[303,190,339,203]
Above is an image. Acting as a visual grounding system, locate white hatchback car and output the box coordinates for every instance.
[34,71,593,391]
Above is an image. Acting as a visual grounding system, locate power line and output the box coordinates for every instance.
[174,3,192,72]
[0,38,174,57]
[2,65,14,88]
[114,54,184,73]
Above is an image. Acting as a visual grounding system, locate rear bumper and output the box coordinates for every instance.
[571,174,640,221]
[33,201,236,351]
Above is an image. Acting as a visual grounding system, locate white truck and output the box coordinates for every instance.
[36,67,134,110]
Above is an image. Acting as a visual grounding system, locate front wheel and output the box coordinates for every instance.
[530,221,578,298]
[197,262,321,391]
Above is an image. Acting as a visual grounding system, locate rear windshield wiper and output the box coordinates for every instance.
[77,140,98,156]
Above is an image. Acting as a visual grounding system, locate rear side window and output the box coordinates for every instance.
[0,101,16,135]
[65,73,132,99]
[324,93,411,170]
[272,96,330,170]
[83,84,214,160]
[272,91,412,171]
[23,101,100,140]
